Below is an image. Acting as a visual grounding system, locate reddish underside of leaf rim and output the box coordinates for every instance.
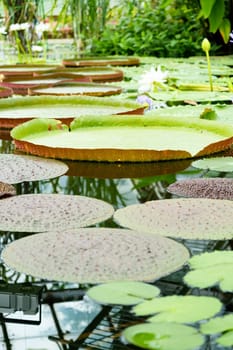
[13,135,233,162]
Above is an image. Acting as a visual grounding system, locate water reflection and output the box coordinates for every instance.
[0,136,232,350]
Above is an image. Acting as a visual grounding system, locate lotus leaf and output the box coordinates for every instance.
[10,115,233,162]
[201,314,233,347]
[192,156,233,172]
[0,154,68,184]
[122,322,205,350]
[132,295,222,323]
[167,178,233,200]
[0,194,114,232]
[1,228,189,283]
[183,251,233,292]
[87,281,160,305]
[113,198,233,240]
[0,182,16,198]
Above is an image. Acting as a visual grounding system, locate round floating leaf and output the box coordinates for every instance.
[1,228,189,283]
[133,295,222,324]
[114,198,233,240]
[87,281,160,305]
[201,314,233,347]
[184,251,233,292]
[0,154,68,184]
[0,194,114,232]
[192,157,233,172]
[122,322,205,350]
[167,178,233,200]
[0,182,16,198]
[217,330,233,347]
[10,115,233,161]
[62,56,140,67]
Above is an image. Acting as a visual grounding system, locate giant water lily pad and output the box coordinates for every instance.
[0,95,144,129]
[122,322,205,350]
[28,81,122,97]
[1,228,189,283]
[167,178,233,200]
[10,115,233,161]
[201,314,233,347]
[52,67,124,82]
[183,251,233,292]
[87,281,160,305]
[0,154,68,184]
[133,295,222,323]
[62,56,140,67]
[192,156,233,172]
[113,198,233,240]
[0,194,114,232]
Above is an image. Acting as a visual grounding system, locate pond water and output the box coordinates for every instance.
[0,135,232,350]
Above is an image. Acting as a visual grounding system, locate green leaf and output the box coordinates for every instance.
[200,0,217,18]
[201,314,233,347]
[192,157,233,172]
[208,0,225,33]
[123,322,205,350]
[219,18,231,44]
[86,281,160,305]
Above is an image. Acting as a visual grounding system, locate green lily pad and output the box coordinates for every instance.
[1,228,189,283]
[183,251,233,292]
[114,198,233,240]
[0,194,114,232]
[10,115,233,161]
[87,281,160,305]
[0,95,144,129]
[0,154,68,184]
[201,314,233,347]
[167,178,233,200]
[122,322,205,350]
[192,156,233,172]
[133,295,222,323]
[62,56,140,67]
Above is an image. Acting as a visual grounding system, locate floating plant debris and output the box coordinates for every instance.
[167,178,233,200]
[122,322,205,350]
[114,198,233,240]
[0,182,16,198]
[0,154,68,184]
[1,228,189,283]
[87,281,160,305]
[133,295,222,324]
[183,251,233,292]
[0,194,114,232]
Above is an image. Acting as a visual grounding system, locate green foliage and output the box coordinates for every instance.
[92,0,205,57]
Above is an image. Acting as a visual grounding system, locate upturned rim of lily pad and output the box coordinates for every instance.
[10,115,233,162]
[62,56,140,67]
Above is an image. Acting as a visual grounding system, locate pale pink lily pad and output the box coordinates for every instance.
[1,228,189,283]
[167,178,233,200]
[113,198,233,240]
[0,182,16,198]
[0,154,68,184]
[0,194,114,232]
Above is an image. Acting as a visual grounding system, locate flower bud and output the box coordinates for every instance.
[202,38,211,52]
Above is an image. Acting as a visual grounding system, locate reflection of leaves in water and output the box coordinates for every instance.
[0,140,15,154]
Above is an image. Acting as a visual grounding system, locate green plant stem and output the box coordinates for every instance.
[206,50,213,92]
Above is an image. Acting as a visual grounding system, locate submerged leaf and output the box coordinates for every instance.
[192,156,233,172]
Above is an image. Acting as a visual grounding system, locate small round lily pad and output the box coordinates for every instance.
[87,281,160,305]
[0,194,114,232]
[201,314,233,347]
[167,178,233,200]
[1,228,189,283]
[183,251,233,292]
[132,295,222,324]
[122,322,205,350]
[0,182,16,198]
[0,154,68,184]
[192,156,233,172]
[113,198,233,240]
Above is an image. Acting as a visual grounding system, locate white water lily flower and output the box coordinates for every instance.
[138,65,168,94]
[9,22,30,31]
[35,22,50,34]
